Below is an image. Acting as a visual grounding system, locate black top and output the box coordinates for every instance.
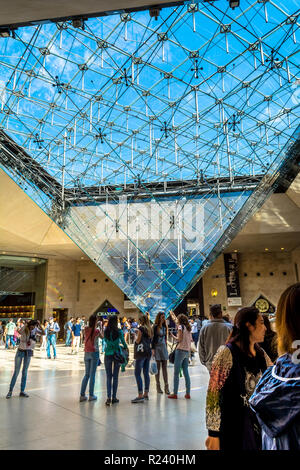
[134,326,151,359]
[219,343,268,450]
[259,331,278,363]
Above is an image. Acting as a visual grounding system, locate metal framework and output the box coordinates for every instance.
[0,0,299,318]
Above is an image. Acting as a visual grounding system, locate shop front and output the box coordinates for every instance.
[0,255,47,324]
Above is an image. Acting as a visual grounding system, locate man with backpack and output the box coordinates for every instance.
[46,317,60,359]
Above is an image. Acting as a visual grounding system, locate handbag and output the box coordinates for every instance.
[168,342,177,364]
[113,347,126,364]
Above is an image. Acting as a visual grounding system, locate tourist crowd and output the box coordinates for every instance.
[2,282,300,450]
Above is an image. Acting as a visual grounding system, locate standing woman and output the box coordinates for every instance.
[152,312,170,394]
[80,313,102,402]
[168,314,192,400]
[40,320,48,351]
[250,283,300,450]
[205,307,271,450]
[132,314,153,403]
[101,315,128,406]
[6,320,44,398]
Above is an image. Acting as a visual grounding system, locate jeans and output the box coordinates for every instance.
[72,336,80,353]
[47,334,57,358]
[192,332,199,347]
[173,349,190,395]
[135,357,150,394]
[6,335,16,349]
[9,349,32,392]
[65,330,72,346]
[104,354,120,399]
[80,351,99,397]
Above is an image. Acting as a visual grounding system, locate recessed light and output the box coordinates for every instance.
[264,248,269,251]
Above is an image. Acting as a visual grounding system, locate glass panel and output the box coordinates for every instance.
[0,1,299,318]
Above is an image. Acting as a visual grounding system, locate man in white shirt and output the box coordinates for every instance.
[5,319,16,349]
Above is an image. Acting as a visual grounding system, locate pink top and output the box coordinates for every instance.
[84,327,101,352]
[177,325,192,351]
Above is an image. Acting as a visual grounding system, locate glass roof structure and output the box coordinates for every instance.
[0,0,299,318]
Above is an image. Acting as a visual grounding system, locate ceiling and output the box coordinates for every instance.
[0,0,180,28]
[0,0,299,316]
[0,169,85,260]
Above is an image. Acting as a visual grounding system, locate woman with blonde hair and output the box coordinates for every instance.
[250,283,300,450]
[132,314,153,403]
[152,312,170,394]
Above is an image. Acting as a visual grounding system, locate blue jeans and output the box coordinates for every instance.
[6,335,16,349]
[173,349,190,395]
[9,349,32,392]
[80,351,99,397]
[192,332,199,347]
[47,334,57,358]
[104,354,120,399]
[66,330,72,346]
[135,357,150,394]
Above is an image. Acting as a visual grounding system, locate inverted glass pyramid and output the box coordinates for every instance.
[0,0,299,318]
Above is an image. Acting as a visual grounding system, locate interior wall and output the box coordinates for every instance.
[44,258,138,319]
[202,251,297,318]
[43,250,299,321]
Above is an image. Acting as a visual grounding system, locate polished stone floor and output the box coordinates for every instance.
[0,344,209,450]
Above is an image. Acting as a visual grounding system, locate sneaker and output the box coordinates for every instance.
[6,391,12,399]
[105,398,111,406]
[111,398,119,404]
[185,394,191,399]
[131,397,144,404]
[143,395,149,401]
[167,394,178,399]
[89,395,97,401]
[19,392,29,398]
[79,395,88,402]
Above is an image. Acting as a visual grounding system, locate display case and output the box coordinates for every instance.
[0,305,35,320]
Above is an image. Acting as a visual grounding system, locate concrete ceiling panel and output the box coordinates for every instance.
[0,0,178,27]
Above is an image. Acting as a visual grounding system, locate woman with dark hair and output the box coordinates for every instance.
[101,315,128,406]
[6,320,44,399]
[79,313,102,402]
[250,284,300,450]
[132,315,153,403]
[152,312,170,394]
[168,313,192,400]
[259,314,278,363]
[205,307,271,450]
